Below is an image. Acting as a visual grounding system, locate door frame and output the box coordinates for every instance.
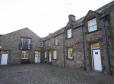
[0,50,9,65]
[91,48,102,71]
[1,53,8,65]
[48,51,52,63]
[35,51,41,63]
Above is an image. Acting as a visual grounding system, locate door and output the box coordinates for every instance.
[35,51,40,63]
[1,54,8,65]
[92,49,102,71]
[49,51,52,62]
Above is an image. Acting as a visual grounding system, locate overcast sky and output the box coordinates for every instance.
[0,0,113,37]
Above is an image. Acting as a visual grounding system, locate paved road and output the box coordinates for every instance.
[0,64,113,84]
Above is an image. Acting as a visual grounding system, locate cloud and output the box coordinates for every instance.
[0,0,113,37]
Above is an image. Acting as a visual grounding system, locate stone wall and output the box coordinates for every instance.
[0,28,41,64]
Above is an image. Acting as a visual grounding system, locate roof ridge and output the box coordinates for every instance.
[96,0,114,12]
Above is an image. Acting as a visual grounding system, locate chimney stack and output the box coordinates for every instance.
[68,14,76,22]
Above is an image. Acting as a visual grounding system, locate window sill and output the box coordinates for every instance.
[52,58,57,60]
[54,45,59,46]
[86,30,99,34]
[66,57,74,60]
[66,37,73,40]
[21,58,29,59]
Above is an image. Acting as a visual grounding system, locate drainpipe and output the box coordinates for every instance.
[63,29,66,67]
[81,23,86,70]
[40,38,43,63]
[42,40,45,63]
[102,16,112,75]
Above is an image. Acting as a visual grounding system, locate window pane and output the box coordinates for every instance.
[28,39,31,49]
[67,29,72,38]
[19,38,32,50]
[88,18,96,27]
[68,48,73,59]
[35,51,39,55]
[53,50,57,59]
[91,43,100,49]
[88,18,97,32]
[45,51,47,58]
[21,51,28,59]
[55,38,58,45]
[88,25,97,32]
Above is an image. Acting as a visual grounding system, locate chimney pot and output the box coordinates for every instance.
[68,14,75,22]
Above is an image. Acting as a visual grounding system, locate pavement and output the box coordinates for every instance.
[0,64,114,84]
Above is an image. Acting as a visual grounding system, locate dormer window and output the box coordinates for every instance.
[67,28,72,38]
[54,37,58,45]
[87,18,97,32]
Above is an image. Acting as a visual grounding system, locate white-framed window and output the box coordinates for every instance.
[67,48,73,59]
[28,39,31,49]
[19,37,32,50]
[44,51,47,59]
[67,28,72,38]
[53,50,57,60]
[21,51,29,59]
[0,45,2,48]
[55,38,58,45]
[35,51,40,57]
[87,18,97,32]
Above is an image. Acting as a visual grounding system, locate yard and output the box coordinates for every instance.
[0,64,113,84]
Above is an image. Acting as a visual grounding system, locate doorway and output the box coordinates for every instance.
[92,49,102,71]
[35,51,41,63]
[49,51,52,63]
[91,42,102,71]
[1,54,8,65]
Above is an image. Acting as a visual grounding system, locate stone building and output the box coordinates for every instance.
[0,28,41,64]
[0,1,114,75]
[43,1,114,74]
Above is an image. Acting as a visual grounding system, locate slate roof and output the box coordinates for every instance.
[96,1,114,14]
[44,1,114,40]
[1,28,40,38]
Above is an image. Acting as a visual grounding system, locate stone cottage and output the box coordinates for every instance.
[43,1,114,75]
[0,28,42,64]
[0,1,114,75]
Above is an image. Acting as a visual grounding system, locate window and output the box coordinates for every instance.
[67,48,73,59]
[67,28,72,38]
[87,18,97,32]
[53,50,57,60]
[91,43,100,49]
[0,45,2,48]
[44,51,47,59]
[48,41,51,47]
[28,39,31,49]
[19,37,32,50]
[40,40,43,47]
[21,51,29,59]
[35,51,40,57]
[55,38,58,45]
